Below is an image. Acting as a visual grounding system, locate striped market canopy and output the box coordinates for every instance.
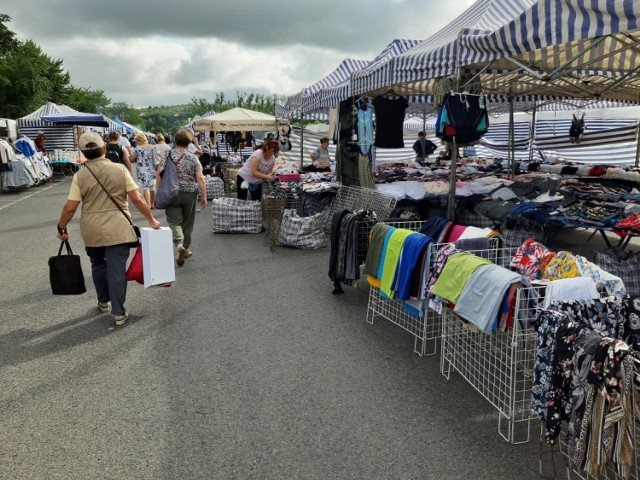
[389,0,640,104]
[280,58,369,118]
[353,0,535,97]
[304,39,421,112]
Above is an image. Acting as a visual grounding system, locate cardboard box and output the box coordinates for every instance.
[140,227,175,288]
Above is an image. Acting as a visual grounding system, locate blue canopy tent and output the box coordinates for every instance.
[111,116,136,134]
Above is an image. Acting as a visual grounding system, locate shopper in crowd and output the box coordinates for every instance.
[236,138,278,201]
[185,128,203,158]
[55,132,161,326]
[106,131,132,172]
[155,129,207,266]
[153,132,170,168]
[130,133,157,208]
[412,131,437,165]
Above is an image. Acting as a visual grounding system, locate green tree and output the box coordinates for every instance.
[60,86,110,113]
[0,40,71,118]
[189,96,215,116]
[0,14,17,54]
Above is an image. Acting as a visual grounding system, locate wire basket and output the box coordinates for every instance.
[261,188,287,252]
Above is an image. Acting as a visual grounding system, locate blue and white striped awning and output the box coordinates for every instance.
[353,0,640,106]
[352,0,535,96]
[281,58,369,118]
[303,39,420,111]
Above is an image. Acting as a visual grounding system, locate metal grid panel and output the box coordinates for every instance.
[366,287,441,356]
[261,189,287,252]
[221,163,242,195]
[440,305,538,444]
[364,228,504,356]
[365,220,435,356]
[326,185,397,232]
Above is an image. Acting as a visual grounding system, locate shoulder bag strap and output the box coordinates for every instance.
[85,164,134,227]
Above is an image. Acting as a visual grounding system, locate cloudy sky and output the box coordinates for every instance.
[5,0,475,107]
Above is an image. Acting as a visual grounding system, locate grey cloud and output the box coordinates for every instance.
[5,0,457,54]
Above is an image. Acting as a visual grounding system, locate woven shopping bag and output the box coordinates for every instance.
[200,177,224,201]
[593,248,640,297]
[278,209,327,249]
[212,197,263,233]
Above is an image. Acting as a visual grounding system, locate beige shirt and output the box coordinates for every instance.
[68,157,139,247]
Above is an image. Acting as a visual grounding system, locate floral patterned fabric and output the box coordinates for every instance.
[574,254,626,297]
[542,251,580,281]
[509,238,556,280]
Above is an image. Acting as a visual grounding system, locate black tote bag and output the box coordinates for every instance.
[48,240,87,295]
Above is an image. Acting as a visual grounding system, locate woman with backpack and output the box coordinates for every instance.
[105,131,132,173]
[155,129,207,267]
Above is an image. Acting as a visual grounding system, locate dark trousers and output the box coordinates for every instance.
[85,243,131,316]
[236,174,262,201]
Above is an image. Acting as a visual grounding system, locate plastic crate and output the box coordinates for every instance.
[278,173,301,182]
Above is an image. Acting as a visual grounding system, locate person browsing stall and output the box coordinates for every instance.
[55,132,161,326]
[236,138,279,201]
[155,129,207,267]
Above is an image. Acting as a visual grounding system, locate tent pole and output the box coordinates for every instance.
[509,96,515,179]
[300,111,305,171]
[528,102,537,163]
[635,122,640,168]
[447,29,465,221]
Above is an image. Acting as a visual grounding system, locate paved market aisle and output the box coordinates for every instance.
[0,180,546,479]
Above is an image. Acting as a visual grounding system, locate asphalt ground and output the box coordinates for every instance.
[0,178,635,479]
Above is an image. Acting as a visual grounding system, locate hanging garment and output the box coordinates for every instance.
[336,97,359,185]
[431,253,492,305]
[357,101,373,155]
[363,223,393,278]
[392,233,432,301]
[357,154,375,189]
[569,113,585,143]
[372,95,409,148]
[379,229,414,298]
[435,93,489,145]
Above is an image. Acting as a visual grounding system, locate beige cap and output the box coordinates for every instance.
[79,131,105,150]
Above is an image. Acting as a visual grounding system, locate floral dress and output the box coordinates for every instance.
[135,146,156,189]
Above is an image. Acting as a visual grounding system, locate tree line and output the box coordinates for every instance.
[0,14,285,134]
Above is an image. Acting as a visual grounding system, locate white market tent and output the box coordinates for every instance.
[192,107,276,132]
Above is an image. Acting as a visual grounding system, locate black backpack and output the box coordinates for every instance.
[105,143,124,164]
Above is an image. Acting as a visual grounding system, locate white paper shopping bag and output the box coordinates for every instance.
[140,227,175,288]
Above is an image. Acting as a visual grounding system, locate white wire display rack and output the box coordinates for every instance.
[439,243,543,444]
[366,222,501,357]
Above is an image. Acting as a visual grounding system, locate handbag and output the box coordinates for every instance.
[125,244,144,284]
[49,240,87,295]
[155,152,185,209]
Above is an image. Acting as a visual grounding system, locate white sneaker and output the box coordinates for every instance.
[114,313,128,326]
